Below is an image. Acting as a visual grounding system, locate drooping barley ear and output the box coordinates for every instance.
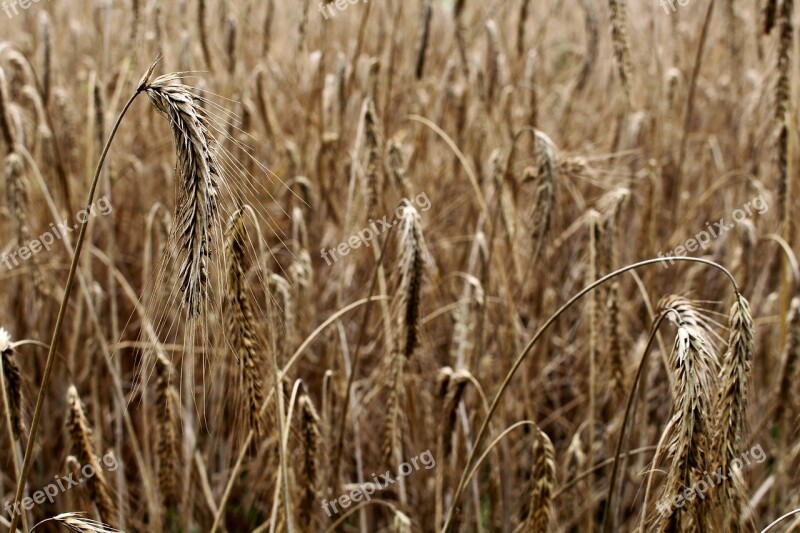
[654,324,716,532]
[516,0,531,56]
[657,296,720,352]
[712,294,754,532]
[607,282,625,401]
[225,16,237,75]
[66,386,117,527]
[397,201,425,359]
[527,131,557,264]
[298,393,321,530]
[764,0,778,34]
[154,353,180,515]
[0,69,15,152]
[142,75,221,318]
[607,0,633,104]
[363,97,383,216]
[526,427,556,532]
[225,210,266,436]
[198,0,213,70]
[525,51,539,128]
[415,0,432,79]
[0,328,23,439]
[39,13,51,104]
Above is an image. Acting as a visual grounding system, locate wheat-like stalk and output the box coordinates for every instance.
[526,427,556,532]
[528,131,557,264]
[298,393,321,530]
[4,152,29,244]
[397,201,425,359]
[776,0,793,229]
[363,97,383,216]
[154,353,180,512]
[142,74,221,318]
[607,0,633,103]
[66,386,117,528]
[441,369,469,459]
[654,324,716,532]
[387,139,412,200]
[712,294,754,532]
[381,351,404,468]
[225,210,266,436]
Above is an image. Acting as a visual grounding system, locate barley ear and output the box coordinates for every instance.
[526,427,556,532]
[142,75,221,318]
[225,210,266,436]
[66,386,117,527]
[155,353,180,513]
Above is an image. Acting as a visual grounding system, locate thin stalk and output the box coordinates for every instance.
[674,0,716,211]
[441,256,739,532]
[7,85,144,533]
[332,231,392,484]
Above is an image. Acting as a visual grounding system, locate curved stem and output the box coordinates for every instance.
[761,508,800,533]
[8,87,143,533]
[600,311,677,533]
[441,256,740,532]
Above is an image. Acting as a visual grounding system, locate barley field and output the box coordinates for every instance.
[0,0,797,531]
